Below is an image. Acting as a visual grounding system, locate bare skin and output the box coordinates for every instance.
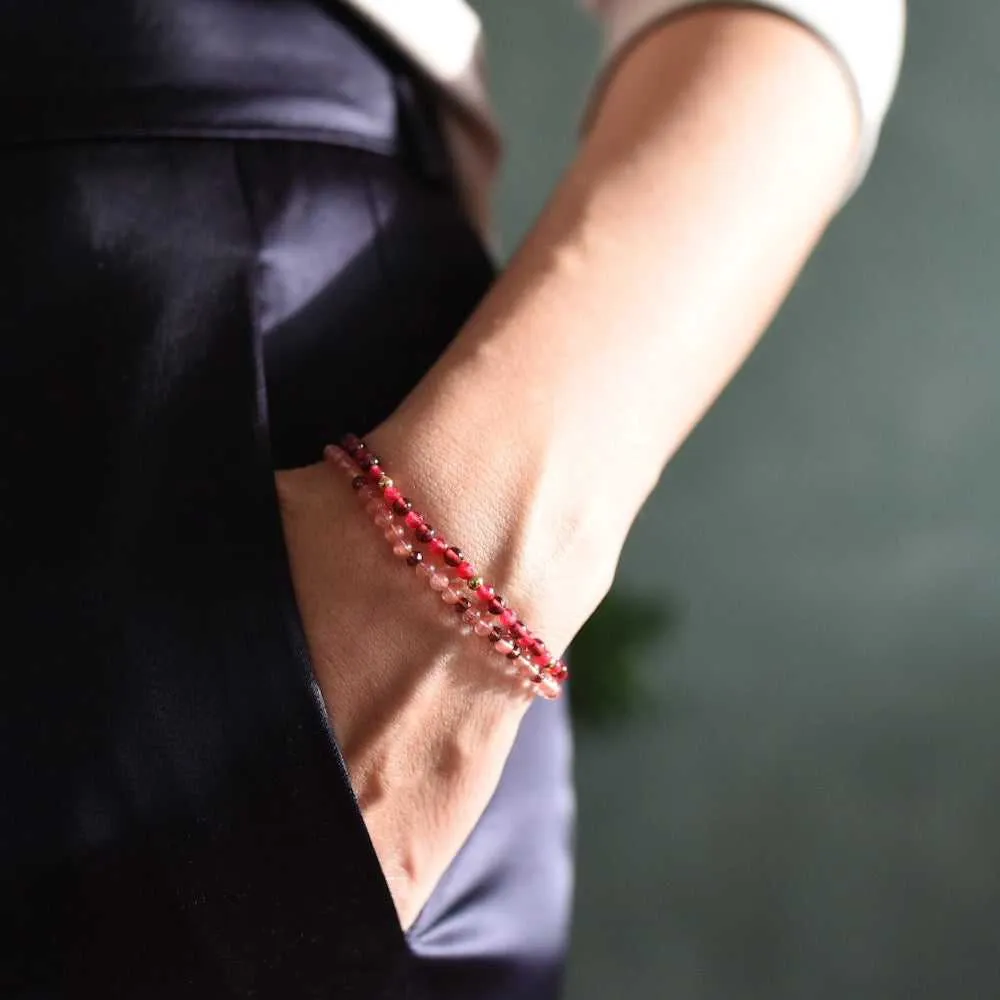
[277,6,858,930]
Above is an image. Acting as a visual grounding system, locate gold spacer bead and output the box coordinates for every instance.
[377,475,393,489]
[468,576,484,591]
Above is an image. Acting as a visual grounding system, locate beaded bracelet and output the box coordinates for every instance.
[324,434,569,700]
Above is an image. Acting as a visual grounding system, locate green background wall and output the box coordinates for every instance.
[469,2,1000,997]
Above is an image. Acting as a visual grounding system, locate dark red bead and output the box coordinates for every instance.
[341,433,364,455]
[415,524,436,543]
[392,497,413,516]
[512,620,531,641]
[526,638,547,657]
[487,595,505,615]
[488,625,504,643]
[406,551,423,567]
[455,595,472,613]
[505,644,521,660]
[443,546,463,567]
[351,475,366,490]
[359,453,380,471]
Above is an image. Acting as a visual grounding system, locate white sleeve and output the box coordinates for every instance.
[583,0,906,197]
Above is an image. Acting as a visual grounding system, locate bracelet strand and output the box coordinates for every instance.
[323,435,569,700]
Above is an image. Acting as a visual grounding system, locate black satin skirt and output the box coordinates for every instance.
[0,3,574,997]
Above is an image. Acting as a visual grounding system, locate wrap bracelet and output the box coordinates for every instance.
[323,434,569,700]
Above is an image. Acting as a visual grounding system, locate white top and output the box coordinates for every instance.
[345,0,906,231]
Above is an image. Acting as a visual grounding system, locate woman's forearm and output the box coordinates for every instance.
[373,7,858,634]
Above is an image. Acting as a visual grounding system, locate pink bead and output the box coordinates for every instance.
[512,621,531,641]
[442,588,461,605]
[374,512,392,528]
[473,620,492,638]
[365,498,382,516]
[516,657,538,680]
[532,651,553,669]
[404,510,423,530]
[384,485,401,503]
[456,561,476,580]
[430,573,449,591]
[366,464,383,482]
[392,541,412,558]
[537,678,560,700]
[462,608,480,626]
[494,638,514,656]
[415,561,434,578]
[383,527,399,543]
[429,537,448,557]
[475,584,495,603]
[499,608,518,628]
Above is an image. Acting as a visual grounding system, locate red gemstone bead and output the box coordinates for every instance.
[404,510,423,530]
[430,537,448,557]
[526,638,547,657]
[444,546,463,567]
[548,661,569,683]
[456,561,477,580]
[384,485,401,503]
[476,583,495,603]
[532,651,553,669]
[415,524,436,543]
[366,464,383,482]
[487,596,505,615]
[499,608,518,628]
[512,620,531,641]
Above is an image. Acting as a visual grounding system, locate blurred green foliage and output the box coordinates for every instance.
[567,588,679,730]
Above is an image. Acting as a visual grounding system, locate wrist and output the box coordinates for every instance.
[366,395,624,655]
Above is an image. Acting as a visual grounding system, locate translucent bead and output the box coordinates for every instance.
[383,527,399,543]
[415,562,435,579]
[473,620,492,638]
[442,588,461,605]
[392,541,412,559]
[462,608,480,626]
[373,512,392,529]
[390,523,407,538]
[429,573,450,591]
[494,638,514,656]
[516,656,539,680]
[537,678,560,701]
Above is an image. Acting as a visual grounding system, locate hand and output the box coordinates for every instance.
[275,428,543,930]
